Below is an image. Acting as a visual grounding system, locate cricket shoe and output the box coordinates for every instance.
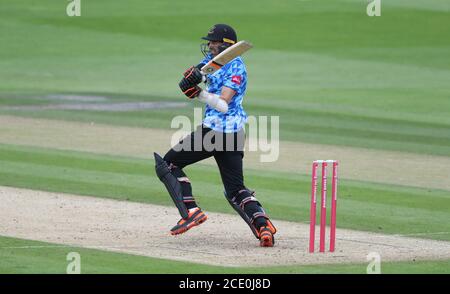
[170,207,207,235]
[258,220,277,247]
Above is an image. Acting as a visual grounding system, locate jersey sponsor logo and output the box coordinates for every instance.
[231,75,242,85]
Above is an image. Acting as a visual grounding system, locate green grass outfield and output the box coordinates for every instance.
[0,0,449,273]
[1,0,449,155]
[1,236,449,274]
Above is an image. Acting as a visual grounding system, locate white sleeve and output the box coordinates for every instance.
[197,90,229,113]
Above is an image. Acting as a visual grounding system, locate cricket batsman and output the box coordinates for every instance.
[154,24,277,247]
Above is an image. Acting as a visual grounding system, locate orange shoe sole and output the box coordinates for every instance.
[171,214,208,235]
[259,231,274,247]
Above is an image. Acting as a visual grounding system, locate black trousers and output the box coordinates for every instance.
[163,125,247,199]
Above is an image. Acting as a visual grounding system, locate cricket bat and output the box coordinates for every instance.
[200,40,253,75]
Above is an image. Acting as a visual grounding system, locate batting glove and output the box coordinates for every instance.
[182,85,201,99]
[179,77,201,98]
[183,66,203,85]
